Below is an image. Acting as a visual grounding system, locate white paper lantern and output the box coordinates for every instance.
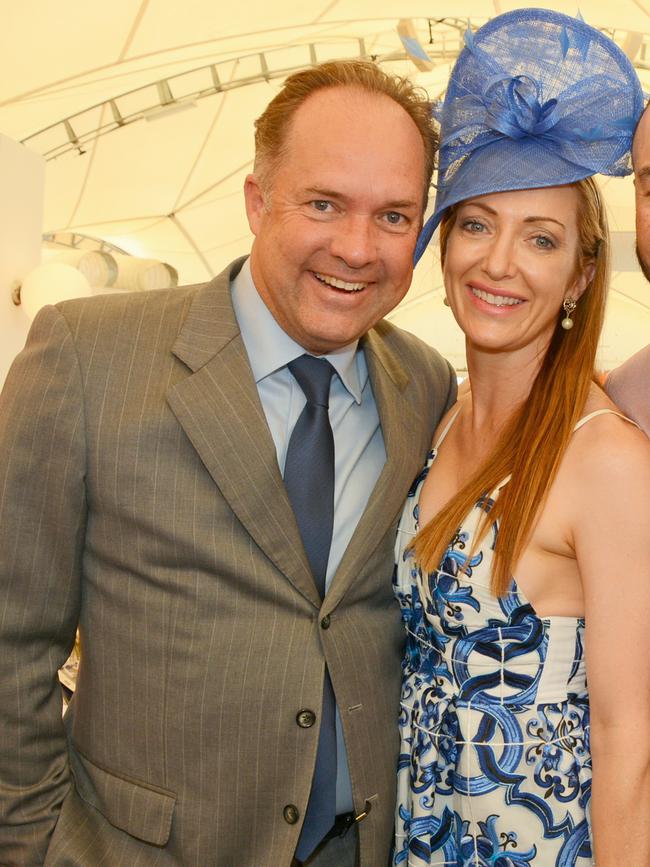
[111,254,178,292]
[43,249,118,287]
[20,262,91,321]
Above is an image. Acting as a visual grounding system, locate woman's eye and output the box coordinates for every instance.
[461,219,485,233]
[533,234,555,249]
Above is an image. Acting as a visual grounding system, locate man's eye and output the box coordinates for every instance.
[384,211,406,225]
[311,200,332,212]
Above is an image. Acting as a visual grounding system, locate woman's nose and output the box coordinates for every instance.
[482,233,516,281]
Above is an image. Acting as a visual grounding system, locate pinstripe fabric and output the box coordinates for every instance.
[0,258,456,866]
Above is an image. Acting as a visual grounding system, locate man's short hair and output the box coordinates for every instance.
[253,60,437,207]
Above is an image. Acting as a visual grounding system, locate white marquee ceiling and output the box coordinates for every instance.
[4,0,650,371]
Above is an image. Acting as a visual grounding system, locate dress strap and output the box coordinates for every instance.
[493,409,637,493]
[573,408,639,431]
[433,408,462,452]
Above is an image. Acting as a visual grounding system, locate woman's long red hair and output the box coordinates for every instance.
[413,178,609,597]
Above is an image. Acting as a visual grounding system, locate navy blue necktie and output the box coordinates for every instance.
[284,355,337,861]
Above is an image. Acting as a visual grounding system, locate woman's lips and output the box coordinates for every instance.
[469,285,525,307]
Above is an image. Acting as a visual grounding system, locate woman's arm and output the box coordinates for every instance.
[571,417,650,867]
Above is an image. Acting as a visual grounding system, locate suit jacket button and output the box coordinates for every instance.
[320,615,331,629]
[296,709,316,728]
[283,804,300,824]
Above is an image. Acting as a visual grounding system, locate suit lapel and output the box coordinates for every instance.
[166,261,320,607]
[324,327,428,610]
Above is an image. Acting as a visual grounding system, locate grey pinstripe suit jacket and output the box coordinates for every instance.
[0,258,455,866]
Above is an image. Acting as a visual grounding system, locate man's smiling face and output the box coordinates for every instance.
[244,85,427,354]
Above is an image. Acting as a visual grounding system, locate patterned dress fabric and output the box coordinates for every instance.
[393,418,593,866]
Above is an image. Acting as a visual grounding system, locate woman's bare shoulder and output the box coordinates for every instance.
[568,383,650,493]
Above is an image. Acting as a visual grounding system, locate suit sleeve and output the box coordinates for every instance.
[0,305,87,863]
[442,359,458,415]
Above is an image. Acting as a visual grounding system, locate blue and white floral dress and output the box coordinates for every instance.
[392,410,613,867]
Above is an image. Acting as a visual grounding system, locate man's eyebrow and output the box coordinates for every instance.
[384,199,420,210]
[302,187,419,209]
[303,186,344,199]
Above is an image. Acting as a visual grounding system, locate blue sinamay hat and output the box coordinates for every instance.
[414,8,644,263]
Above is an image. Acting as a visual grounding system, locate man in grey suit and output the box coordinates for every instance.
[0,61,455,866]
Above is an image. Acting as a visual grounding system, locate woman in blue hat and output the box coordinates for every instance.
[394,9,650,866]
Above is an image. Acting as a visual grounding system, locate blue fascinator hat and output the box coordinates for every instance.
[414,8,644,263]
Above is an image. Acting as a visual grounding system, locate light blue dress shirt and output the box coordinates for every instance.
[231,258,387,814]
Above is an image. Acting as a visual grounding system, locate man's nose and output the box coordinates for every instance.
[329,215,377,269]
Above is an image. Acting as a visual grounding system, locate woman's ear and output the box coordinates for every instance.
[572,259,596,301]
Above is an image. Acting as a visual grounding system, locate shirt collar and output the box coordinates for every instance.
[231,257,363,404]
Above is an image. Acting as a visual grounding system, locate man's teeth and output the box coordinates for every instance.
[471,287,523,307]
[315,272,367,292]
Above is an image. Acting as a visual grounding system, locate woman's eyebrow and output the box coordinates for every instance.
[523,216,566,228]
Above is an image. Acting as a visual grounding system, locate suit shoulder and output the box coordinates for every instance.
[53,257,245,348]
[371,319,450,374]
[368,320,456,421]
[48,285,201,366]
[56,283,202,332]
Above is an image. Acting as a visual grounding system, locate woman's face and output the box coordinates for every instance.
[443,185,593,358]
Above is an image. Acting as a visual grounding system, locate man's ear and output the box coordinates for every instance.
[244,174,266,236]
[573,259,596,301]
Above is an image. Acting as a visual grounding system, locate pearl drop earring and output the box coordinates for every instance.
[561,297,577,330]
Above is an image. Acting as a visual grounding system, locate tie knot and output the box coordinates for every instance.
[288,355,335,408]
